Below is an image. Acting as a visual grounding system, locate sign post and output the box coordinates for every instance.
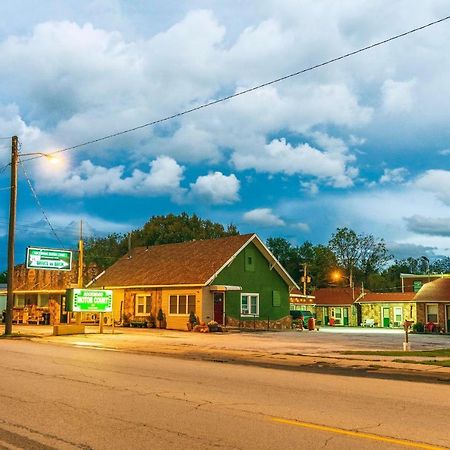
[26,247,72,271]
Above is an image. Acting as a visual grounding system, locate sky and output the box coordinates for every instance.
[1,0,450,270]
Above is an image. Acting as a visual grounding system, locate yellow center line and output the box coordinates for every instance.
[271,417,448,450]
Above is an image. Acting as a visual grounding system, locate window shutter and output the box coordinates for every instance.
[272,290,281,307]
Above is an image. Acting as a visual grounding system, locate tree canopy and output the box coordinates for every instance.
[84,213,239,270]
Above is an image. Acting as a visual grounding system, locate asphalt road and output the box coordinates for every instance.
[0,339,449,450]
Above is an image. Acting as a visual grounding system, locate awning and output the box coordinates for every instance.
[209,285,242,292]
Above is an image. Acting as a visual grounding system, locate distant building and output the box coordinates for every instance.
[400,273,450,293]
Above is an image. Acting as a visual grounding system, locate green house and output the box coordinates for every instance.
[91,233,299,330]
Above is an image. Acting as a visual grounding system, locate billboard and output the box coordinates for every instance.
[66,289,113,312]
[26,247,73,271]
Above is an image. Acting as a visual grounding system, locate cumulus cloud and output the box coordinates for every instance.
[292,222,310,232]
[232,137,357,188]
[405,215,450,237]
[380,167,408,184]
[34,156,186,200]
[381,79,416,114]
[414,170,450,205]
[189,171,240,204]
[243,208,285,227]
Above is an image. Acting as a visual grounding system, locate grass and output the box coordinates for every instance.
[393,359,450,367]
[341,348,450,357]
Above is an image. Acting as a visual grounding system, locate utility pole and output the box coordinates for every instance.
[76,220,84,325]
[302,263,307,296]
[5,136,18,336]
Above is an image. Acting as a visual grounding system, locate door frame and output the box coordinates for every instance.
[446,304,450,333]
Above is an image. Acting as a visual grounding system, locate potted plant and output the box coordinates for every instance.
[207,320,219,332]
[147,314,156,328]
[187,311,197,331]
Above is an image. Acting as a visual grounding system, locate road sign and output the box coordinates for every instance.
[66,289,113,312]
[26,247,73,271]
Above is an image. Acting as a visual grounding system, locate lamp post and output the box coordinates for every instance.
[4,136,58,336]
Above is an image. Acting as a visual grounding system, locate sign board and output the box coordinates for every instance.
[26,247,73,271]
[413,281,423,292]
[66,289,113,312]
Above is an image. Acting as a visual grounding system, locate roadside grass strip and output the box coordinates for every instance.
[341,349,450,357]
[393,359,450,367]
[271,417,448,449]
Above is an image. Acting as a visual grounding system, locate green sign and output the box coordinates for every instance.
[413,280,423,292]
[26,247,73,271]
[66,289,113,312]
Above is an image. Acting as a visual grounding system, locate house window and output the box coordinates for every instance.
[426,304,438,323]
[135,295,152,316]
[394,307,403,325]
[169,295,196,315]
[241,293,259,316]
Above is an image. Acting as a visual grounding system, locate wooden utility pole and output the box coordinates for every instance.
[5,136,18,336]
[302,263,307,296]
[76,220,84,325]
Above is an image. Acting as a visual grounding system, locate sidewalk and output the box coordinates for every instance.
[2,324,450,382]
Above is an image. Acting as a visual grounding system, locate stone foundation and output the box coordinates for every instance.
[225,315,292,330]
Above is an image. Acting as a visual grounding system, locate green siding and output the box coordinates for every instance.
[244,247,255,272]
[272,290,281,307]
[213,242,290,321]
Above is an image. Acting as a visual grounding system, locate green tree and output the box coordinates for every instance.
[0,271,6,283]
[84,213,239,270]
[328,227,391,284]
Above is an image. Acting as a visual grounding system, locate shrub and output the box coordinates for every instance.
[412,322,424,333]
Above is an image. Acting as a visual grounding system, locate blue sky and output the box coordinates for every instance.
[1,0,450,270]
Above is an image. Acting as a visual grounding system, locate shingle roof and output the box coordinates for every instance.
[313,287,362,305]
[357,292,416,303]
[92,234,256,287]
[413,278,450,302]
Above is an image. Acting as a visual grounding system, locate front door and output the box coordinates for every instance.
[382,307,390,327]
[446,305,450,333]
[213,293,224,325]
[343,307,349,326]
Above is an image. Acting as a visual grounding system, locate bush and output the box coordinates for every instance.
[412,322,424,333]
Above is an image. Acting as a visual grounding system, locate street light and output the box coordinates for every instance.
[4,136,59,335]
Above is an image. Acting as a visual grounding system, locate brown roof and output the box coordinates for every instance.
[413,278,450,302]
[91,234,260,288]
[313,287,362,306]
[357,292,415,303]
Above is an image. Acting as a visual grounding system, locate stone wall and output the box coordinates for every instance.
[225,315,292,330]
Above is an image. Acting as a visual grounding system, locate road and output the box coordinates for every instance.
[0,339,449,450]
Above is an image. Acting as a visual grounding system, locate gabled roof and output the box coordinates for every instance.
[356,292,415,303]
[413,278,450,302]
[91,233,299,289]
[313,287,362,306]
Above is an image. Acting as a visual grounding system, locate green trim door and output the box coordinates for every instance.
[343,307,349,326]
[382,307,390,327]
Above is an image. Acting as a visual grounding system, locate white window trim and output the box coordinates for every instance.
[135,295,152,316]
[393,307,403,326]
[426,303,439,323]
[240,293,260,317]
[169,294,196,316]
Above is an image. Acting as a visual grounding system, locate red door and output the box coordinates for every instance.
[213,293,224,324]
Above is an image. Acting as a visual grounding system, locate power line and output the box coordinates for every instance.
[17,143,64,247]
[20,14,450,162]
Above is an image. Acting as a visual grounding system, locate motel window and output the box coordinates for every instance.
[38,294,49,308]
[426,304,438,323]
[394,307,403,325]
[241,293,259,317]
[135,295,152,316]
[169,295,196,315]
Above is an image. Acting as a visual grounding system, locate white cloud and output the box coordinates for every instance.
[381,79,416,114]
[189,171,240,204]
[414,170,450,205]
[380,167,408,184]
[243,208,285,227]
[34,156,186,200]
[292,222,310,232]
